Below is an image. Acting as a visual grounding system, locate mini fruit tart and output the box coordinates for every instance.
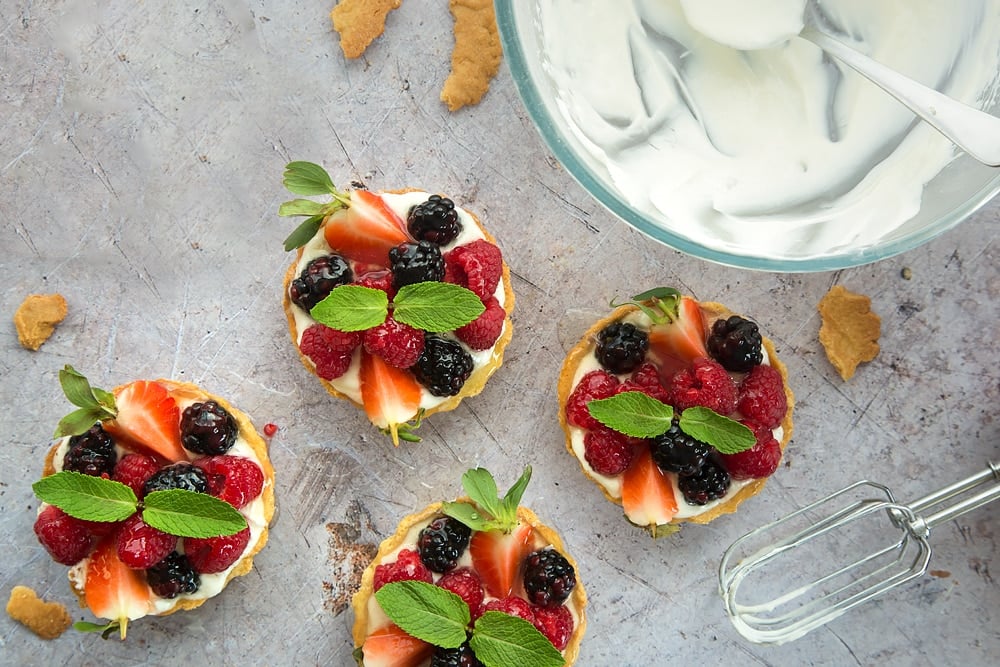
[557,288,794,536]
[31,366,275,638]
[352,467,587,667]
[279,162,514,444]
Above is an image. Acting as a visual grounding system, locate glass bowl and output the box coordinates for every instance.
[496,2,1000,271]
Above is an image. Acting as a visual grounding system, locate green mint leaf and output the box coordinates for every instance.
[393,282,485,332]
[283,161,337,195]
[679,406,756,454]
[32,471,137,522]
[442,501,500,532]
[461,468,503,521]
[500,466,532,523]
[142,489,248,538]
[283,215,325,251]
[310,285,389,331]
[587,391,675,438]
[278,198,328,217]
[470,612,565,667]
[54,407,107,438]
[374,581,470,649]
[74,620,121,639]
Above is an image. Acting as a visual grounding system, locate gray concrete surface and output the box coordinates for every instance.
[2,1,997,665]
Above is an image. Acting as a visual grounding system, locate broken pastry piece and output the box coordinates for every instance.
[818,285,881,380]
[330,0,402,59]
[440,0,502,111]
[6,585,73,640]
[14,294,67,351]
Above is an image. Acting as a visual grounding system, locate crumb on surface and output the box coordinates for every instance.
[330,0,402,59]
[6,585,73,640]
[14,293,68,351]
[440,0,502,111]
[817,285,881,381]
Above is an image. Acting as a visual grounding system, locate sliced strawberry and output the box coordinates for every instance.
[85,537,152,639]
[469,523,534,599]
[359,350,422,445]
[648,296,708,374]
[324,190,411,265]
[359,624,434,667]
[621,446,678,528]
[104,381,186,462]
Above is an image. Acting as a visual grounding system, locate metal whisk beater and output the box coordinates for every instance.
[719,461,1000,645]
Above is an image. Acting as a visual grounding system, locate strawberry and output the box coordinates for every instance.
[104,381,186,462]
[621,446,678,528]
[324,190,411,265]
[360,350,422,445]
[84,537,152,639]
[648,295,708,374]
[469,523,534,599]
[359,624,434,667]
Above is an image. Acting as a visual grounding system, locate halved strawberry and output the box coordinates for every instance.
[84,537,152,639]
[104,381,186,462]
[359,350,422,445]
[648,295,707,375]
[359,624,434,667]
[469,523,534,599]
[621,447,678,528]
[324,190,411,265]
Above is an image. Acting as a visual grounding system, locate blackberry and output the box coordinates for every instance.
[678,459,731,506]
[146,551,200,599]
[650,419,712,476]
[289,254,353,311]
[412,336,474,397]
[408,195,461,246]
[707,315,763,372]
[595,322,648,374]
[180,400,237,455]
[523,548,577,608]
[417,516,472,573]
[389,241,445,289]
[143,462,209,496]
[431,643,483,667]
[63,423,117,477]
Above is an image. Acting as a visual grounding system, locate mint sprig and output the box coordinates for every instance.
[279,161,352,251]
[310,285,389,332]
[32,471,137,522]
[54,365,117,438]
[309,282,485,333]
[470,612,565,667]
[443,467,530,533]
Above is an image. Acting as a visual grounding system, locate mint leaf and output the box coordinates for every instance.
[278,198,328,217]
[461,468,502,521]
[32,471,137,522]
[374,581,470,649]
[283,161,337,195]
[679,406,756,454]
[500,466,532,522]
[54,407,107,438]
[470,612,565,667]
[587,391,674,438]
[283,215,324,251]
[442,501,498,532]
[142,489,248,538]
[74,620,121,639]
[393,282,485,332]
[310,285,388,331]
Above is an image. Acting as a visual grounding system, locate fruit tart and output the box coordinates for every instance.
[352,467,587,667]
[31,366,275,638]
[278,162,514,444]
[558,288,794,536]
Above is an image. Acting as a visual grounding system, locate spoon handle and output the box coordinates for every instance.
[802,28,1000,167]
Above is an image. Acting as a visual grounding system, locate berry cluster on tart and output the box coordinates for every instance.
[32,367,274,638]
[352,468,587,667]
[279,162,514,444]
[558,288,794,536]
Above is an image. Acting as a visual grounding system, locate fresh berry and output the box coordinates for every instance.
[289,254,353,311]
[34,505,93,566]
[436,568,485,619]
[389,240,445,289]
[565,370,619,430]
[719,420,782,480]
[455,295,505,350]
[431,643,483,667]
[482,596,537,626]
[324,190,411,266]
[180,400,237,455]
[444,240,503,301]
[621,446,678,527]
[417,516,472,573]
[708,315,763,372]
[63,423,117,477]
[584,426,636,476]
[533,604,574,650]
[737,364,787,429]
[146,551,200,599]
[469,523,534,599]
[412,336,474,397]
[363,314,425,368]
[355,269,396,300]
[648,295,708,373]
[184,526,251,574]
[116,514,177,570]
[359,350,423,444]
[105,380,186,462]
[650,419,712,476]
[408,194,461,246]
[143,462,209,496]
[667,357,738,415]
[360,623,434,667]
[194,455,264,508]
[373,548,433,591]
[621,362,670,404]
[84,537,152,637]
[595,322,649,374]
[523,549,577,608]
[299,324,363,380]
[263,422,278,437]
[678,459,731,505]
[112,453,160,498]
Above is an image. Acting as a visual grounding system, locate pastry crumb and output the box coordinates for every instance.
[817,285,881,380]
[441,0,502,111]
[6,585,73,640]
[14,294,68,351]
[330,0,402,59]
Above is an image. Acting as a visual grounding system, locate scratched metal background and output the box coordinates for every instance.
[1,2,998,665]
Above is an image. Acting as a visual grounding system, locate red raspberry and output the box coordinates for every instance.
[719,420,782,480]
[619,362,670,404]
[565,370,619,430]
[583,426,637,475]
[355,269,396,300]
[373,548,433,591]
[737,364,787,429]
[263,422,278,437]
[117,513,177,569]
[667,357,737,415]
[184,526,251,574]
[482,596,537,627]
[113,453,160,498]
[33,505,93,566]
[363,315,424,368]
[444,240,503,300]
[194,455,264,508]
[299,324,363,380]
[437,567,485,618]
[455,295,506,350]
[533,604,573,650]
